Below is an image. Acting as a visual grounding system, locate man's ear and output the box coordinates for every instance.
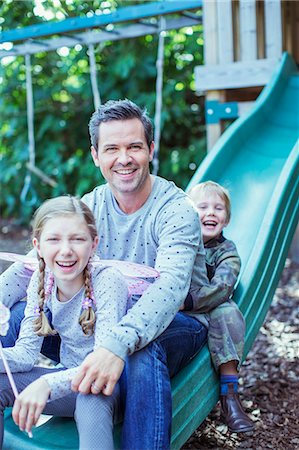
[32,238,42,257]
[149,141,155,162]
[91,146,100,167]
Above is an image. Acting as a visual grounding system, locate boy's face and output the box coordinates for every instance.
[193,191,229,243]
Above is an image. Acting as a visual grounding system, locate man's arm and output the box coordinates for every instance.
[72,196,209,394]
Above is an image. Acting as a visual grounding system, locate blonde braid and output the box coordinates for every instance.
[33,257,57,336]
[79,265,96,336]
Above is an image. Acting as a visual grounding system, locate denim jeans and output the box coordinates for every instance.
[120,312,207,450]
[0,301,61,362]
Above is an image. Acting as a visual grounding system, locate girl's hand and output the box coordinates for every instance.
[12,378,50,435]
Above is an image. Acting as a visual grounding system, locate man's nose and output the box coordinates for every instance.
[117,149,133,165]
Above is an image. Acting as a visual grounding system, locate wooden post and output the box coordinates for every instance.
[203,0,222,150]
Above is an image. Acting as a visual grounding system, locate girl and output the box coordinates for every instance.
[0,196,128,449]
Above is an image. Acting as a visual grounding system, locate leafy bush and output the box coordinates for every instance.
[0,0,206,223]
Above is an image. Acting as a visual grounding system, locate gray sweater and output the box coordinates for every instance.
[0,176,210,360]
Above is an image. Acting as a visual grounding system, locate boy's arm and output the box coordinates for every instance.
[189,249,241,313]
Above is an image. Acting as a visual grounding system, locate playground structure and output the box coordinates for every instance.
[2,1,299,448]
[196,0,298,149]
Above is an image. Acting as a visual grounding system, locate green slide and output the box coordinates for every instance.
[3,53,299,449]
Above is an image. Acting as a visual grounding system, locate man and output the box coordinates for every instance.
[1,100,209,449]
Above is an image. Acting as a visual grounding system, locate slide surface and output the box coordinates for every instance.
[3,53,299,449]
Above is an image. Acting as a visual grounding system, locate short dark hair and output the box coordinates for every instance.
[89,99,153,151]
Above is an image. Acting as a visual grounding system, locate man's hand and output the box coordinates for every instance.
[71,347,124,396]
[12,378,50,435]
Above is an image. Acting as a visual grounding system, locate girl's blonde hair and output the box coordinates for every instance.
[189,181,231,222]
[32,195,98,337]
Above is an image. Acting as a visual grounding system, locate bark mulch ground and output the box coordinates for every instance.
[1,219,298,450]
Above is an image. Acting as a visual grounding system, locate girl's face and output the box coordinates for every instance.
[33,215,98,297]
[194,191,229,243]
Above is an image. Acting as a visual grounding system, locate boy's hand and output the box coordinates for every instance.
[71,347,124,396]
[12,378,50,435]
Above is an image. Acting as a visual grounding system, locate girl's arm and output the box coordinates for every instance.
[41,267,128,400]
[0,270,43,372]
[0,249,36,308]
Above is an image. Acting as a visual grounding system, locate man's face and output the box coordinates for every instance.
[91,118,154,196]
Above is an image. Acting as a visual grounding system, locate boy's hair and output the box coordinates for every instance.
[89,99,153,151]
[189,181,231,222]
[32,196,98,337]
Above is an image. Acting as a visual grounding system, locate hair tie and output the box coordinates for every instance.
[45,272,55,299]
[82,297,93,310]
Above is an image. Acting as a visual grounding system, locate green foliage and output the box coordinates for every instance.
[0,0,206,223]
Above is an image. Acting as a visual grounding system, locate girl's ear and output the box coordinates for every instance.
[92,236,99,254]
[32,238,42,257]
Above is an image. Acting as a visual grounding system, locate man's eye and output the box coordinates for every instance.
[130,145,142,150]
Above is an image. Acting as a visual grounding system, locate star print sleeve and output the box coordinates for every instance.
[0,270,43,373]
[99,198,208,360]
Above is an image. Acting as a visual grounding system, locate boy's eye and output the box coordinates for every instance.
[47,238,59,241]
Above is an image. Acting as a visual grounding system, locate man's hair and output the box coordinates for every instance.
[189,180,231,222]
[89,99,153,151]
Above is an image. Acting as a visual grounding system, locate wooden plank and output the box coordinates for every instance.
[265,0,282,58]
[217,0,234,63]
[239,0,257,61]
[205,91,225,150]
[195,58,280,91]
[202,0,222,148]
[202,0,218,64]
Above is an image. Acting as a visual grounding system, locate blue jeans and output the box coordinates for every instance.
[120,312,207,450]
[0,301,61,362]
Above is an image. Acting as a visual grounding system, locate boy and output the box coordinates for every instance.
[188,181,254,433]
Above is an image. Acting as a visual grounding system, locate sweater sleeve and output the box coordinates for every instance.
[0,249,35,308]
[189,242,241,313]
[0,270,43,373]
[41,267,128,400]
[99,198,207,360]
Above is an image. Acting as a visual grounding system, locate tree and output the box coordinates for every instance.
[0,0,206,222]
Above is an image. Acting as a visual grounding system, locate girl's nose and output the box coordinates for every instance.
[60,241,73,255]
